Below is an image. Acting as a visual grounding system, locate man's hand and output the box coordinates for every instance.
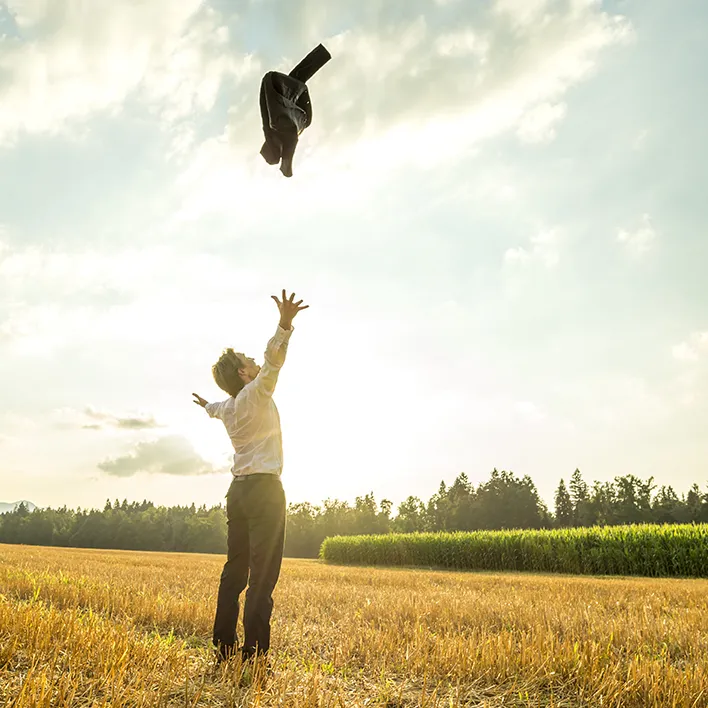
[192,393,209,408]
[272,290,309,329]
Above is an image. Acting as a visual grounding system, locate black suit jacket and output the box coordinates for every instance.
[259,44,332,177]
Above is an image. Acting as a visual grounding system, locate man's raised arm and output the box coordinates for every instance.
[250,290,309,400]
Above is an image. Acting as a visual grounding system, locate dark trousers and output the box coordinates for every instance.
[212,474,286,658]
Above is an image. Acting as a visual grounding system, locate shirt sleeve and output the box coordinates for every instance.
[248,324,294,401]
[205,400,227,419]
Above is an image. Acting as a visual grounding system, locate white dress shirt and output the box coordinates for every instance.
[205,324,293,478]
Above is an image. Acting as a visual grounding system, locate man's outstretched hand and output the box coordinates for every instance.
[272,290,309,329]
[192,393,208,408]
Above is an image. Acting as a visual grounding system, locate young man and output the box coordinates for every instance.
[192,290,308,663]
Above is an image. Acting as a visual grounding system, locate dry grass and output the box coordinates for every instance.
[1,543,707,707]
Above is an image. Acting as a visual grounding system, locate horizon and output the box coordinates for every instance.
[3,465,706,516]
[1,0,707,514]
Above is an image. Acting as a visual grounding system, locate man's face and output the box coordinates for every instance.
[237,353,260,382]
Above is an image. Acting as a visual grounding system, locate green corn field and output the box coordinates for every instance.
[320,523,708,577]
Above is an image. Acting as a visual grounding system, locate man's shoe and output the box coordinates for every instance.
[214,643,238,665]
[237,652,273,687]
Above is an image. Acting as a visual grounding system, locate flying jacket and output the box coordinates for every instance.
[259,43,332,177]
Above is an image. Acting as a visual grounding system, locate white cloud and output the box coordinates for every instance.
[52,406,163,431]
[549,374,674,430]
[531,229,563,267]
[517,101,567,144]
[673,332,708,363]
[0,294,254,358]
[672,342,700,363]
[172,1,632,222]
[0,0,257,145]
[504,227,563,268]
[0,303,91,356]
[504,246,532,265]
[0,412,38,435]
[494,0,551,29]
[633,128,650,151]
[0,239,269,356]
[0,241,254,298]
[617,213,657,257]
[97,435,223,477]
[317,4,630,156]
[514,400,547,423]
[84,407,161,430]
[435,30,490,59]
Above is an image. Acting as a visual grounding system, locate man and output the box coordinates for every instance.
[192,290,308,663]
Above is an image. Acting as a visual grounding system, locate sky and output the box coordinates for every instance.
[1,0,707,514]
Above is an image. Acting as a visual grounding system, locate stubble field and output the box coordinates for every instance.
[1,543,707,707]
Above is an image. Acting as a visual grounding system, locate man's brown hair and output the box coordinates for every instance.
[212,348,246,398]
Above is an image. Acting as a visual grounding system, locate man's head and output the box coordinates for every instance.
[212,348,261,398]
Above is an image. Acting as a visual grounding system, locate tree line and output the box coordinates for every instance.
[1,469,707,558]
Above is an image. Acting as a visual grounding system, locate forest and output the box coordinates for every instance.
[2,469,707,558]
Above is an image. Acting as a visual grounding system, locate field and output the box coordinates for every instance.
[320,524,708,577]
[1,544,707,707]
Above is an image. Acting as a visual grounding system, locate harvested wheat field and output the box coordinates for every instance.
[1,543,707,707]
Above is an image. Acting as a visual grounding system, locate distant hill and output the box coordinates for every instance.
[0,501,36,514]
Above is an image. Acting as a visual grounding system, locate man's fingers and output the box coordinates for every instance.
[276,290,307,311]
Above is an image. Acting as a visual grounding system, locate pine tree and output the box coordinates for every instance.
[569,468,592,526]
[685,484,702,522]
[554,479,573,527]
